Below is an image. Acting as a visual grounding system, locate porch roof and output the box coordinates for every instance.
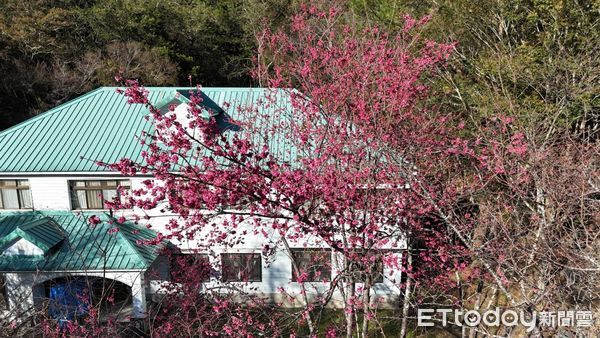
[0,211,162,272]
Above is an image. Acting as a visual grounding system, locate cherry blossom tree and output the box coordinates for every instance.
[99,3,489,337]
[460,120,600,336]
[65,2,564,337]
[10,2,597,337]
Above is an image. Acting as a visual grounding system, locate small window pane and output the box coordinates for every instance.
[292,249,331,282]
[88,181,102,187]
[349,251,384,284]
[222,253,262,282]
[74,181,86,187]
[102,189,117,202]
[18,189,32,208]
[16,180,28,187]
[2,189,19,209]
[86,190,103,209]
[73,190,88,209]
[0,180,15,187]
[170,253,211,282]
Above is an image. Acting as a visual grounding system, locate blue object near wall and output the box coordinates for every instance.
[48,279,89,326]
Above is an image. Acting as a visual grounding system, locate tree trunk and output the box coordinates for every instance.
[281,238,315,335]
[346,281,356,338]
[399,247,413,338]
[360,276,371,337]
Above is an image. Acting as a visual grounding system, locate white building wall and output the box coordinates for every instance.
[29,177,71,210]
[3,175,406,307]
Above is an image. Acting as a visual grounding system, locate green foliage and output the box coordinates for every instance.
[1,0,597,141]
[349,0,600,141]
[0,0,295,130]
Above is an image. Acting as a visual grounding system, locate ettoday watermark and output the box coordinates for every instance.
[417,308,594,332]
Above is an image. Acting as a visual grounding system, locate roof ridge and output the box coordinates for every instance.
[18,216,54,230]
[100,86,272,92]
[107,214,151,268]
[12,216,65,252]
[0,87,106,137]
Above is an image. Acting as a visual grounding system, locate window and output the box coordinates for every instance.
[348,251,384,284]
[291,249,331,282]
[0,180,32,209]
[221,253,262,282]
[69,180,130,210]
[170,253,211,282]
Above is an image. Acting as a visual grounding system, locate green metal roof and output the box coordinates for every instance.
[0,211,161,271]
[0,217,65,253]
[0,87,295,173]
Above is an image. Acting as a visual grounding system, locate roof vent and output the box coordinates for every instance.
[0,217,65,256]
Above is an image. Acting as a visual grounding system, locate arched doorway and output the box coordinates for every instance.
[35,276,133,324]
